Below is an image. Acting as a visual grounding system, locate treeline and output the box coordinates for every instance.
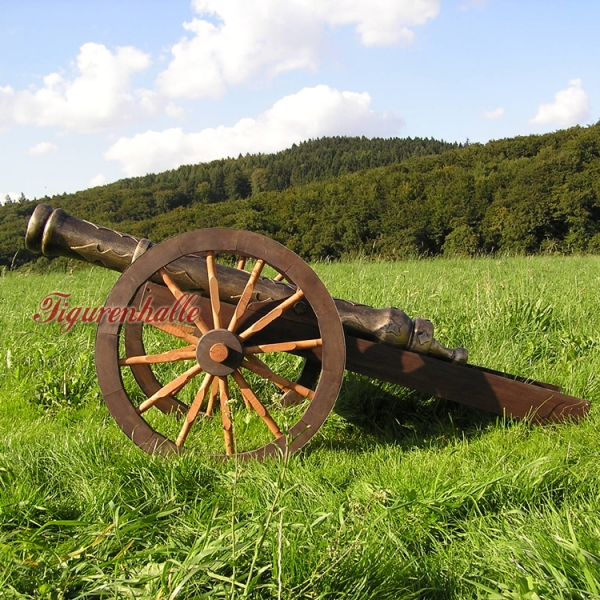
[2,125,600,267]
[0,136,458,267]
[231,124,600,259]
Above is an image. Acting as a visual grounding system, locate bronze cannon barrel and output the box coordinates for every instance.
[26,204,467,363]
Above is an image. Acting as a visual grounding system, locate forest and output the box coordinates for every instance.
[2,124,600,267]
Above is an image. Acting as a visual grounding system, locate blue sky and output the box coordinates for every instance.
[1,0,598,202]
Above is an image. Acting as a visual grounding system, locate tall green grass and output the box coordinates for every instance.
[1,256,600,598]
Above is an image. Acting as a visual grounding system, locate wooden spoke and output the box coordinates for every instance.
[244,338,322,355]
[236,257,247,270]
[274,273,285,282]
[242,356,315,401]
[238,289,305,341]
[231,370,283,438]
[119,345,196,366]
[227,258,265,332]
[131,315,200,346]
[159,268,210,335]
[136,364,203,414]
[206,377,219,417]
[149,322,199,345]
[206,251,222,329]
[219,377,235,456]
[175,372,214,448]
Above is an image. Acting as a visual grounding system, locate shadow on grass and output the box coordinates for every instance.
[307,373,506,455]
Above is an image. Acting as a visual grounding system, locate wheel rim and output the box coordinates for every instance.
[95,228,345,460]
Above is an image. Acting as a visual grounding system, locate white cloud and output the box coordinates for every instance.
[104,84,402,176]
[319,0,440,46]
[0,191,20,204]
[529,79,591,127]
[27,142,60,155]
[479,107,504,120]
[157,0,440,99]
[165,101,186,120]
[2,43,152,133]
[88,174,107,187]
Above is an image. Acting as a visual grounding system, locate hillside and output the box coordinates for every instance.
[2,125,600,267]
[0,136,458,268]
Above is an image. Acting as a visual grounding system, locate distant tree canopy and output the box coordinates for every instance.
[2,126,600,268]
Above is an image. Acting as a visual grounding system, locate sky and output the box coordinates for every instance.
[1,0,598,202]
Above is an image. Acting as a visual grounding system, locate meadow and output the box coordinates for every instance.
[1,255,600,598]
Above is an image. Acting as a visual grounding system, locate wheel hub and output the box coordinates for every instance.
[196,329,244,376]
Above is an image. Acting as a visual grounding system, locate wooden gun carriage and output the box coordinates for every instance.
[26,205,591,460]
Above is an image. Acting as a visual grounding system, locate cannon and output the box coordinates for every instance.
[26,205,591,460]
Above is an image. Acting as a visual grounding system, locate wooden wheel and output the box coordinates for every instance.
[95,229,346,460]
[122,261,318,412]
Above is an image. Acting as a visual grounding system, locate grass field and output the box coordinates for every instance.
[1,256,600,599]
